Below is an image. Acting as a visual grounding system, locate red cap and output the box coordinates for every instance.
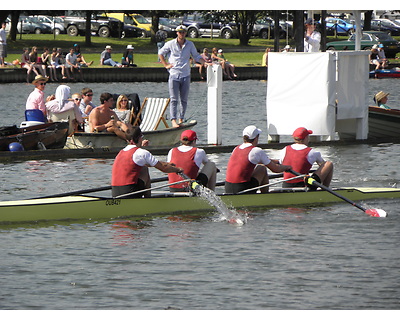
[180,130,197,141]
[292,127,313,140]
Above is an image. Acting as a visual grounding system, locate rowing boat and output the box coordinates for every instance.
[1,186,399,224]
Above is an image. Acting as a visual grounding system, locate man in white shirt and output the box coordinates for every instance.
[158,25,205,127]
[0,21,7,67]
[304,18,321,52]
[66,47,84,81]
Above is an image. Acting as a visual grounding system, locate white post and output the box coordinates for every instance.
[353,10,362,51]
[207,64,223,145]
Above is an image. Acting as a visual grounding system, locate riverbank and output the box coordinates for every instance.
[0,65,268,83]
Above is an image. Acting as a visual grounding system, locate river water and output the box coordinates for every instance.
[0,79,399,310]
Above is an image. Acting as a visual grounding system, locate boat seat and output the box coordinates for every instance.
[25,109,46,123]
[132,97,170,131]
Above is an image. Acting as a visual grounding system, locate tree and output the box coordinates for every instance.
[229,10,261,46]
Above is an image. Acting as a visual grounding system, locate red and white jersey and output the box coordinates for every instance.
[111,145,158,186]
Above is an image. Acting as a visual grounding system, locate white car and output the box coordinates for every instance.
[29,15,65,35]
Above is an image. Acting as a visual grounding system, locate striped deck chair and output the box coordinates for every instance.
[132,97,170,131]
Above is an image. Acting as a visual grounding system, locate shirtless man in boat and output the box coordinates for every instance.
[111,126,184,198]
[279,127,333,189]
[225,125,291,194]
[89,92,132,141]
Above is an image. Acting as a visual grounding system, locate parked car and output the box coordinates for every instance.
[64,14,123,38]
[325,17,355,35]
[326,31,400,58]
[9,16,52,34]
[105,13,151,37]
[370,19,400,36]
[121,24,145,38]
[181,13,238,39]
[252,18,288,39]
[29,15,65,35]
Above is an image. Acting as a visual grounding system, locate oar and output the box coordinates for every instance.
[288,169,387,218]
[237,174,307,194]
[32,176,169,199]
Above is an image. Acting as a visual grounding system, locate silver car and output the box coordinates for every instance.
[6,16,52,34]
[29,15,65,35]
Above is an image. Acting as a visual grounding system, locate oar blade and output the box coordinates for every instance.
[365,208,387,218]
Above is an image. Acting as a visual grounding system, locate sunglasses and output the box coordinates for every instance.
[38,82,46,86]
[85,94,93,96]
[74,98,81,101]
[121,99,128,102]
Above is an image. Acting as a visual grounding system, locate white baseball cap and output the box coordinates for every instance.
[243,125,262,139]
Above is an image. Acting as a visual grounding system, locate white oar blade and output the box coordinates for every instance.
[365,209,387,218]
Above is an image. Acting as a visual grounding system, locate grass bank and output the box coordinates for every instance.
[4,33,400,68]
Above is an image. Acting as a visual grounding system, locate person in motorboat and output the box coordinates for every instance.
[114,94,132,124]
[280,127,334,189]
[79,87,97,117]
[225,125,291,194]
[167,129,218,192]
[26,75,50,118]
[111,126,184,199]
[373,91,391,110]
[89,92,132,141]
[45,85,84,135]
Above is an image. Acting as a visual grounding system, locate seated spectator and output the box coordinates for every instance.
[115,94,132,124]
[45,84,83,135]
[100,45,122,67]
[65,47,84,81]
[51,48,68,80]
[370,45,383,71]
[377,44,388,69]
[89,92,132,141]
[21,47,40,83]
[121,45,137,67]
[41,47,57,82]
[79,87,97,116]
[74,44,93,67]
[29,46,48,78]
[217,49,237,79]
[198,47,212,80]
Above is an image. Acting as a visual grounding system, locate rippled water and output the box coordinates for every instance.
[0,79,399,310]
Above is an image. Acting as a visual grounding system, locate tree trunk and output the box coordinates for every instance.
[85,11,92,47]
[363,10,373,30]
[294,10,304,52]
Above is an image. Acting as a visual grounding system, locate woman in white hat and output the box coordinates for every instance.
[121,45,136,67]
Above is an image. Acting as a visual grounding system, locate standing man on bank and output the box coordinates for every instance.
[0,21,7,67]
[155,26,167,62]
[158,25,205,128]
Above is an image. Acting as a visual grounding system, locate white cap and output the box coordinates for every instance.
[218,49,223,53]
[243,125,262,139]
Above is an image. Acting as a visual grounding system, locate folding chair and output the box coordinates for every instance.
[132,97,170,131]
